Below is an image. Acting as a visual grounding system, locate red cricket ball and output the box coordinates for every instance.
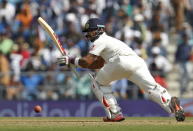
[34,105,42,113]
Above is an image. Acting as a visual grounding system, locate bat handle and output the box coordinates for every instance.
[70,65,80,78]
[61,52,79,78]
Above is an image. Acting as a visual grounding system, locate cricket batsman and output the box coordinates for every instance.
[57,18,185,122]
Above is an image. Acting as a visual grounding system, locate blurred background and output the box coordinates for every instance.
[0,0,193,117]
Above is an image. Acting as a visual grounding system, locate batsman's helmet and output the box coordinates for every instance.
[82,18,105,32]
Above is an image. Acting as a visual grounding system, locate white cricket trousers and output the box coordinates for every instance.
[95,55,172,113]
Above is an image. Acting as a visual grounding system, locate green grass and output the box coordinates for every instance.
[0,117,192,131]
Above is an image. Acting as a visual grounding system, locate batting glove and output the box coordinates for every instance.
[57,55,81,68]
[57,55,70,66]
[57,55,80,67]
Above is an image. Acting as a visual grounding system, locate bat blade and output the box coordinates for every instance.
[37,17,67,55]
[37,17,79,78]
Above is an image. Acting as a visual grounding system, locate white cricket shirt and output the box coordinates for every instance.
[89,33,137,62]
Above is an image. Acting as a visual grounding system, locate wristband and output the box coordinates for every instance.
[69,57,80,66]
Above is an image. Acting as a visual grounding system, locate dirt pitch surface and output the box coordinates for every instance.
[0,117,192,131]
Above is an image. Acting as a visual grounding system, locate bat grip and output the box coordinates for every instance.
[61,49,79,78]
[69,64,80,78]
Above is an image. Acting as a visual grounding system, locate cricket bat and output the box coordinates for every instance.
[37,17,79,77]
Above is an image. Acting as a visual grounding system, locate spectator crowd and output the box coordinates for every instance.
[0,0,193,100]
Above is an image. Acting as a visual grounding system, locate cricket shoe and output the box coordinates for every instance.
[103,114,125,122]
[170,97,185,122]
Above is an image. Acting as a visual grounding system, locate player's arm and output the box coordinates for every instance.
[78,53,105,69]
[57,53,105,69]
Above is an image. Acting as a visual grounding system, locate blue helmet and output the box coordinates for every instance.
[83,18,105,32]
[83,18,105,42]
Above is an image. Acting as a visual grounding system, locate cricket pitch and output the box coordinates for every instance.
[0,117,192,131]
